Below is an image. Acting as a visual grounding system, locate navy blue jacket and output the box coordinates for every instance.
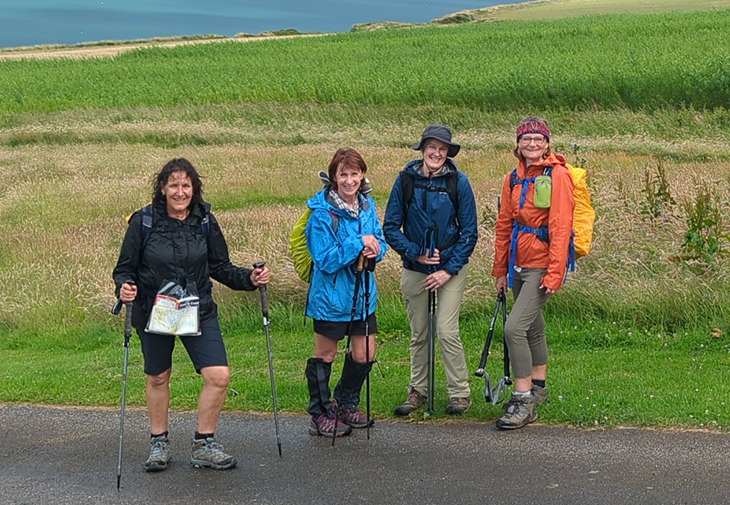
[383,159,478,275]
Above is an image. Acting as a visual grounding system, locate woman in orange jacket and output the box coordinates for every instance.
[491,116,574,429]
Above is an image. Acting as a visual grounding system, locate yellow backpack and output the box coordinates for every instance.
[565,163,595,259]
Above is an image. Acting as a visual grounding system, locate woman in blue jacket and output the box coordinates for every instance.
[305,148,387,437]
[383,124,478,416]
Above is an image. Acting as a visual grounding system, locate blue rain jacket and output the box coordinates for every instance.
[305,189,387,322]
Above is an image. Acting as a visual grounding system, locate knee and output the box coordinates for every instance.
[147,369,171,389]
[203,366,230,389]
[504,319,521,344]
[314,348,337,362]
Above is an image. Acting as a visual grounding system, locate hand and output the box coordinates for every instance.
[250,266,270,286]
[424,270,452,292]
[119,282,137,303]
[495,276,508,295]
[362,234,380,259]
[539,279,557,295]
[416,248,440,266]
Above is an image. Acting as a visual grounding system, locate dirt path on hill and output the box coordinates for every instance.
[0,33,326,60]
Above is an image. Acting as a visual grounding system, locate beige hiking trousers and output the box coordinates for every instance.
[400,263,471,398]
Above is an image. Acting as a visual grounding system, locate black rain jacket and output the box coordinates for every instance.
[112,201,255,329]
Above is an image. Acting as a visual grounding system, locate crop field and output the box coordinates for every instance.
[0,4,729,426]
[1,10,730,117]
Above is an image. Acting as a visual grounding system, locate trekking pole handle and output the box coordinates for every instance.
[356,253,365,272]
[253,262,269,319]
[112,281,135,315]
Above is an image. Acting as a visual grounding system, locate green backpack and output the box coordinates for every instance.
[289,208,340,283]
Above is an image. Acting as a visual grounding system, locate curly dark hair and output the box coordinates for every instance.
[152,158,204,208]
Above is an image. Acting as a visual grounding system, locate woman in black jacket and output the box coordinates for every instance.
[113,158,269,472]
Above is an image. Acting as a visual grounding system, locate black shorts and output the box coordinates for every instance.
[136,316,228,375]
[313,313,377,341]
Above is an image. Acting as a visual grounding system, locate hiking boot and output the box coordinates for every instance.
[309,411,353,437]
[144,434,171,472]
[190,437,237,470]
[532,384,549,405]
[445,396,472,415]
[338,405,374,429]
[394,388,427,416]
[496,393,538,430]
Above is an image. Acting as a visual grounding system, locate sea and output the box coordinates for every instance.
[1,0,528,49]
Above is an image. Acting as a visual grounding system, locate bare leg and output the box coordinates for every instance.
[532,364,547,381]
[146,368,172,434]
[197,366,230,434]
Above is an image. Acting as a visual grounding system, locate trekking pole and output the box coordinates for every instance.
[474,289,504,404]
[427,288,436,414]
[334,254,365,446]
[253,261,282,458]
[111,297,133,491]
[363,257,372,440]
[490,290,512,405]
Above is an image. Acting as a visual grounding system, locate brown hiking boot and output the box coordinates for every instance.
[445,396,472,414]
[496,393,538,430]
[532,384,548,405]
[394,388,427,416]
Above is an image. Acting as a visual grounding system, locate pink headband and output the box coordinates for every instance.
[517,125,551,141]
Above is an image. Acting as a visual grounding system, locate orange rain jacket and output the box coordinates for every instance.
[492,152,575,291]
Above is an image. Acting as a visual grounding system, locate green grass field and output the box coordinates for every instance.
[0,0,729,429]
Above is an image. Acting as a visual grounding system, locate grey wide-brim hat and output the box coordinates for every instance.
[411,123,460,158]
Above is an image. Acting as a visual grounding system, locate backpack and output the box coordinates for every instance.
[289,208,339,283]
[399,170,459,223]
[127,204,210,251]
[508,163,595,285]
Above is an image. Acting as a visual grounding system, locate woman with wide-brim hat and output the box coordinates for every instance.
[383,124,479,416]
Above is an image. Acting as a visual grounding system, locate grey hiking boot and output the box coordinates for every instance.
[191,437,237,470]
[445,396,472,415]
[532,384,548,405]
[144,434,171,472]
[394,387,427,416]
[496,393,538,430]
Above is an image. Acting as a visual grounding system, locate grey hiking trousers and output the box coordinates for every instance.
[505,268,549,378]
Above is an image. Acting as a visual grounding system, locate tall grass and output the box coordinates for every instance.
[1,10,730,117]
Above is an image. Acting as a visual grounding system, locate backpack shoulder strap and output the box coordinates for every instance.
[399,170,414,218]
[201,212,210,238]
[445,171,459,212]
[140,204,154,249]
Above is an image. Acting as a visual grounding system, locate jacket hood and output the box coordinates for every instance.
[403,158,458,179]
[153,200,211,218]
[307,189,371,215]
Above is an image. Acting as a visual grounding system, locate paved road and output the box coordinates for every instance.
[1,404,728,505]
